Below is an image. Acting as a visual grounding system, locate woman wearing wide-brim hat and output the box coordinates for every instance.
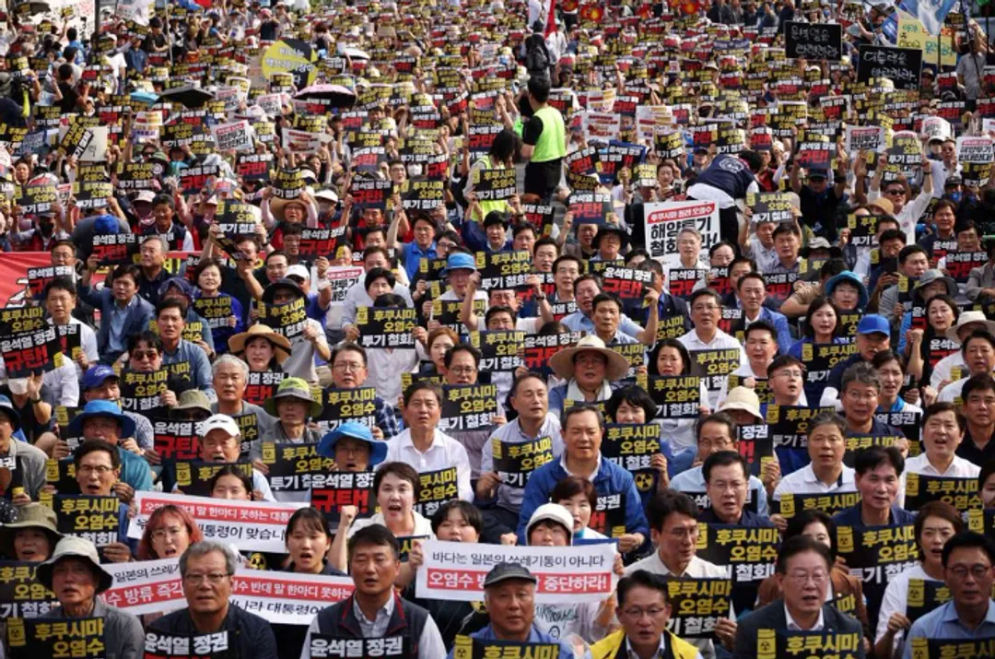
[0,502,61,562]
[548,335,630,416]
[228,323,292,370]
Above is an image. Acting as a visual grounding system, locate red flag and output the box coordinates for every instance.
[545,0,558,36]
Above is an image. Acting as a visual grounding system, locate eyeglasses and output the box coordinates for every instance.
[622,607,667,619]
[773,370,804,379]
[77,465,114,475]
[132,350,159,360]
[449,366,477,375]
[333,362,365,372]
[182,572,231,585]
[949,564,992,579]
[884,189,905,196]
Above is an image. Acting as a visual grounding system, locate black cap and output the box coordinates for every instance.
[483,562,537,588]
[262,278,304,305]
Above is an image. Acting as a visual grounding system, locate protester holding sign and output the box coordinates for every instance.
[35,536,145,658]
[148,541,277,658]
[78,262,155,365]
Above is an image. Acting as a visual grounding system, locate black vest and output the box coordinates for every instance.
[312,593,430,652]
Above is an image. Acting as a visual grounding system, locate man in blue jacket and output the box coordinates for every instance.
[516,404,648,552]
[78,261,155,365]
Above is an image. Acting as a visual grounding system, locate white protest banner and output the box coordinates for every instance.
[128,492,308,552]
[211,121,253,153]
[956,135,993,163]
[584,111,621,142]
[281,128,324,154]
[844,125,884,153]
[78,127,108,162]
[644,200,720,263]
[116,0,151,25]
[325,266,365,304]
[229,568,354,625]
[102,558,185,616]
[256,93,287,117]
[415,540,617,604]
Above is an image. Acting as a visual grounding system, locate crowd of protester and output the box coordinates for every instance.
[3,0,995,656]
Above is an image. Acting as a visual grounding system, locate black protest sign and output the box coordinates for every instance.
[91,232,139,265]
[736,424,775,477]
[119,368,169,415]
[521,203,555,237]
[235,153,273,182]
[0,307,46,335]
[193,297,235,330]
[785,22,842,60]
[71,180,113,210]
[875,408,922,446]
[0,562,58,618]
[523,332,582,376]
[946,251,989,283]
[603,424,662,493]
[44,458,78,494]
[432,298,485,335]
[396,534,431,563]
[846,213,883,247]
[476,250,533,290]
[144,630,236,659]
[609,343,645,375]
[259,442,336,493]
[908,636,995,659]
[259,297,307,339]
[153,420,202,461]
[491,436,556,490]
[472,168,517,202]
[244,371,286,406]
[439,384,499,432]
[858,45,922,89]
[354,306,417,349]
[599,264,654,300]
[589,491,628,538]
[796,137,833,169]
[311,471,377,525]
[117,162,160,191]
[567,191,611,224]
[350,177,393,210]
[843,434,906,467]
[172,461,254,497]
[14,184,58,216]
[5,617,105,659]
[599,141,647,182]
[799,342,857,390]
[639,375,702,419]
[699,523,779,613]
[762,271,799,306]
[765,405,836,450]
[26,265,74,299]
[904,579,953,622]
[837,523,917,604]
[662,578,733,640]
[469,331,525,372]
[777,490,861,518]
[179,163,222,194]
[0,326,62,377]
[309,634,410,658]
[272,168,306,200]
[904,473,980,514]
[401,178,445,211]
[415,467,459,518]
[52,494,120,547]
[315,387,376,431]
[752,628,863,659]
[450,636,559,658]
[299,226,347,258]
[689,349,742,395]
[668,267,705,300]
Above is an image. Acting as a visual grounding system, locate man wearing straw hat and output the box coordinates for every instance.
[36,536,144,657]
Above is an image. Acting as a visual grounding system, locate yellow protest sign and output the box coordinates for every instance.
[897,11,956,67]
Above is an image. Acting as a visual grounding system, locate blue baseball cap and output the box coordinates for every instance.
[92,214,120,235]
[67,400,136,439]
[441,252,476,276]
[317,422,387,467]
[82,365,119,391]
[856,314,890,336]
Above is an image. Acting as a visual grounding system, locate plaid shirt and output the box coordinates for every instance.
[374,395,400,438]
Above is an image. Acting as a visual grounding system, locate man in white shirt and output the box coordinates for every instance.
[938,330,995,403]
[773,412,856,524]
[678,289,748,409]
[383,382,473,503]
[625,490,736,659]
[903,402,980,481]
[929,311,995,389]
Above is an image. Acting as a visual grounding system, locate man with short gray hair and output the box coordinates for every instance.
[210,354,275,458]
[149,541,276,658]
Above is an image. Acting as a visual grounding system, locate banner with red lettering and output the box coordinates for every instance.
[229,569,354,625]
[415,540,617,603]
[128,492,308,552]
